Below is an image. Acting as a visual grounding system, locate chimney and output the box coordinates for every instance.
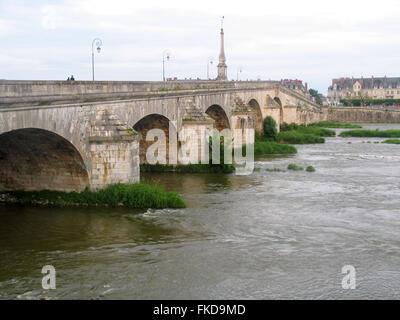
[384,75,387,85]
[305,82,308,91]
[372,75,374,87]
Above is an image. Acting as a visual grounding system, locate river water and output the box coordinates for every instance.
[1,123,400,300]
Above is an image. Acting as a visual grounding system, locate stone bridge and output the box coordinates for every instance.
[0,80,320,192]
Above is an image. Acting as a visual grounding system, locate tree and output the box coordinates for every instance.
[309,88,323,106]
[263,116,278,140]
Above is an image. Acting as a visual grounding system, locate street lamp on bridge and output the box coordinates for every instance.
[207,57,214,79]
[237,66,242,81]
[91,38,102,81]
[162,50,171,82]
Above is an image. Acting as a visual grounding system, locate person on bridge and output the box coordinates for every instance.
[70,75,75,81]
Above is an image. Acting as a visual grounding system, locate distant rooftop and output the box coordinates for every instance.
[329,76,400,90]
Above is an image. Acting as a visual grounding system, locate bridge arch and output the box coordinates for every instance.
[248,99,263,134]
[133,113,176,164]
[274,97,284,125]
[0,128,89,192]
[205,104,230,131]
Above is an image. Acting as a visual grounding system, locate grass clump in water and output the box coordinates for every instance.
[278,123,334,144]
[309,121,362,129]
[288,164,304,171]
[280,122,336,136]
[306,166,316,172]
[265,168,284,172]
[2,183,186,209]
[382,139,400,144]
[277,131,325,144]
[294,126,336,137]
[252,140,297,155]
[339,129,400,138]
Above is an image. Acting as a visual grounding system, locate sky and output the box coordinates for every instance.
[0,0,399,94]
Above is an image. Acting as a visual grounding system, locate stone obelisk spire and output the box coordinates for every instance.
[217,16,227,80]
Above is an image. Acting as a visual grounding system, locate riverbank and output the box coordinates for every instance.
[0,183,186,208]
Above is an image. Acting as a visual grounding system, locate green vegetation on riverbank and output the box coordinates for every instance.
[277,131,325,144]
[278,122,335,144]
[339,129,400,138]
[261,116,329,145]
[0,183,186,208]
[280,123,335,137]
[247,117,298,155]
[309,121,362,129]
[382,139,400,144]
[288,164,304,171]
[253,137,297,155]
[287,164,316,172]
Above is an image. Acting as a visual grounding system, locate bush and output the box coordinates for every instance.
[2,183,187,209]
[277,123,333,144]
[252,141,297,155]
[280,122,299,132]
[288,164,304,171]
[277,131,325,144]
[263,116,278,140]
[295,126,336,137]
[306,166,316,172]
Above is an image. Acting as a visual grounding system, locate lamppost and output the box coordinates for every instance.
[237,67,242,81]
[92,38,102,81]
[207,57,213,79]
[162,50,170,82]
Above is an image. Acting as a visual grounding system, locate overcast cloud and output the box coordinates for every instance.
[0,0,399,94]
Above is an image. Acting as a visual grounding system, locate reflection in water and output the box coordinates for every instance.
[142,172,258,194]
[1,123,400,299]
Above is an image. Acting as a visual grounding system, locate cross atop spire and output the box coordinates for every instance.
[217,16,227,81]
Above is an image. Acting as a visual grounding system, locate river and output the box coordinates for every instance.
[1,123,400,299]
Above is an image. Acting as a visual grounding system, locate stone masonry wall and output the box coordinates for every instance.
[296,107,400,124]
[88,108,140,190]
